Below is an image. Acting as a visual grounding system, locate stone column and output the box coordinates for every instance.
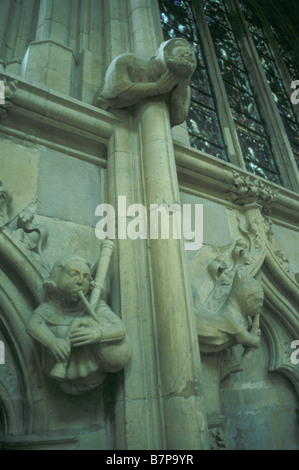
[138,99,208,450]
[103,0,166,450]
[0,0,38,75]
[23,0,75,95]
[107,121,167,450]
[128,0,209,450]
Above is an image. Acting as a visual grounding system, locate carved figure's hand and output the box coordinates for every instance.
[172,78,190,95]
[70,326,102,347]
[249,333,261,349]
[51,338,71,362]
[156,70,179,94]
[71,317,95,329]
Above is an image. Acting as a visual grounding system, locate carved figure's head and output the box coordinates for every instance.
[45,255,91,304]
[163,38,196,78]
[230,270,264,317]
[207,255,230,283]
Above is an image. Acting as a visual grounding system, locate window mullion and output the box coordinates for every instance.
[192,0,245,169]
[262,21,299,126]
[229,0,299,192]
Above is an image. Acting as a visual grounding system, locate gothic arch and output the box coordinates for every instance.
[0,228,49,439]
[257,247,299,397]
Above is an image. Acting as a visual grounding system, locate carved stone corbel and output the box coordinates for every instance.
[228,170,279,215]
[93,38,196,127]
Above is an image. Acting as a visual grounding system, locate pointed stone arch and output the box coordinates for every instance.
[257,246,299,397]
[0,227,49,439]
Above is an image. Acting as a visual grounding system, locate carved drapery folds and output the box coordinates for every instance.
[93,38,196,127]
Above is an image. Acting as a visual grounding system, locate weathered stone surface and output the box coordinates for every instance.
[0,0,298,452]
[220,340,299,450]
[180,192,232,247]
[37,147,103,227]
[0,138,40,217]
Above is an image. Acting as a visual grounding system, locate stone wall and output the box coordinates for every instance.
[0,0,298,450]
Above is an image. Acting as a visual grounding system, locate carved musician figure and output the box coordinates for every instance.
[27,252,131,395]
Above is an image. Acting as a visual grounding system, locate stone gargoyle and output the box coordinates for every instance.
[93,38,197,127]
[194,269,263,354]
[27,251,131,395]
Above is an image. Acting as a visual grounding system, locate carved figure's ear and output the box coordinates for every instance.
[43,279,57,293]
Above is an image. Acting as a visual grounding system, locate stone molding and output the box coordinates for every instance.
[0,73,118,164]
[175,142,299,229]
[0,72,298,228]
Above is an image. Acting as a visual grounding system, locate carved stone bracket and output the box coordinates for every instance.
[228,170,279,215]
[93,38,196,127]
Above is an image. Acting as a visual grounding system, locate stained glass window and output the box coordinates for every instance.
[203,0,282,184]
[270,25,299,82]
[240,1,299,169]
[158,0,228,161]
